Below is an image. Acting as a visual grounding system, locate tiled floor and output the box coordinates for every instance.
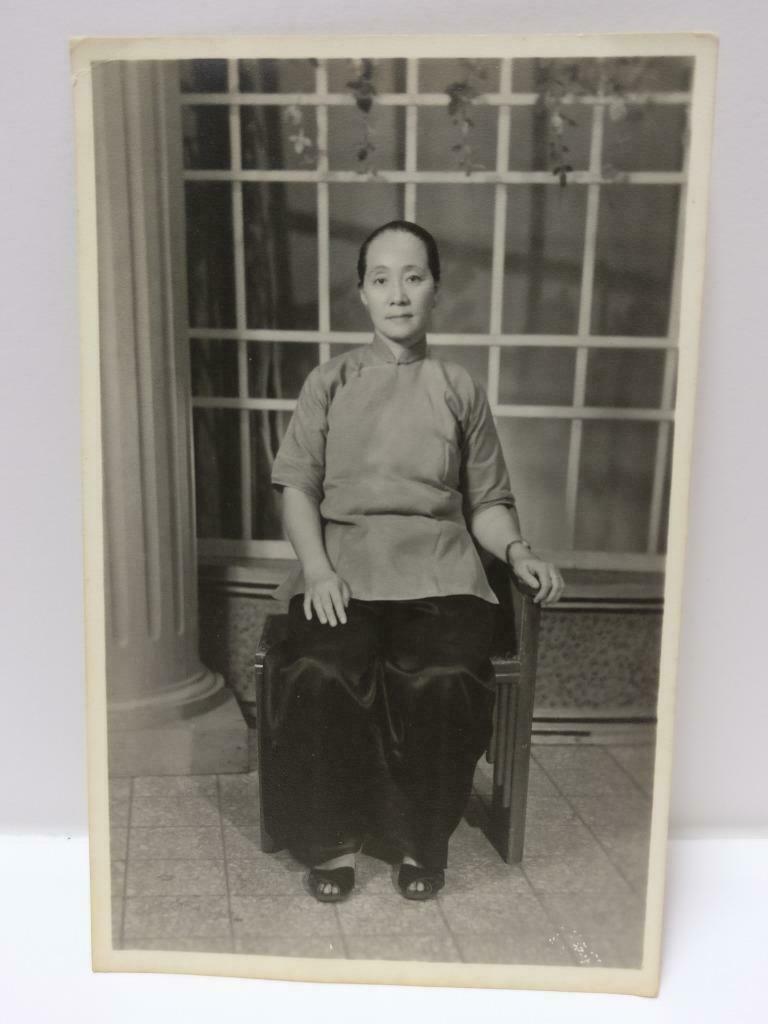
[109,742,654,966]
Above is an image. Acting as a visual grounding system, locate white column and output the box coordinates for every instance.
[94,60,226,723]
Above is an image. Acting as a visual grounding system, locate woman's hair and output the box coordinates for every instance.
[356,220,441,288]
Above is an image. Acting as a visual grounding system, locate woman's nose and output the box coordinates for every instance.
[389,281,407,304]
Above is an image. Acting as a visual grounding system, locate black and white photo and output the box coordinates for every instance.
[71,32,718,994]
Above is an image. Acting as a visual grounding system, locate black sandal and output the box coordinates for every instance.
[397,864,445,901]
[307,866,355,903]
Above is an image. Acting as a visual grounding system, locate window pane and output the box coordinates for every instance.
[496,417,571,551]
[575,421,657,552]
[242,106,318,171]
[591,185,679,337]
[242,184,318,330]
[603,104,687,173]
[418,185,494,334]
[182,105,230,170]
[418,59,500,94]
[239,58,316,93]
[508,105,591,172]
[327,58,407,93]
[191,339,238,397]
[328,105,405,171]
[503,185,587,334]
[250,411,284,540]
[193,409,241,539]
[428,346,488,390]
[248,342,318,399]
[499,348,575,405]
[185,183,236,329]
[585,349,665,408]
[417,104,497,173]
[329,184,404,331]
[179,60,228,94]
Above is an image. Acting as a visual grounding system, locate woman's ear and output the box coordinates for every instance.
[359,287,369,310]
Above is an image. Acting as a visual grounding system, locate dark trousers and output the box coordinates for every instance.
[260,594,497,870]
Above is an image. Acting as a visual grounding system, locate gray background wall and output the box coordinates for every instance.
[1,0,766,837]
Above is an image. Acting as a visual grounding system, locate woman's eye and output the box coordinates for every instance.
[407,275,422,283]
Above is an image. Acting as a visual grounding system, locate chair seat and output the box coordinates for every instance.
[253,612,520,664]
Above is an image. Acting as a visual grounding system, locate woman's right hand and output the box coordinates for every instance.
[303,569,352,626]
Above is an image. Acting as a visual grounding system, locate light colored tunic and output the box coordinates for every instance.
[271,335,516,605]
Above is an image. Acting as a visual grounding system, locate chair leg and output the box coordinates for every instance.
[254,661,287,855]
[259,828,285,855]
[505,680,532,864]
[489,677,513,861]
[485,688,500,765]
[488,592,541,864]
[491,680,508,793]
[256,740,287,854]
[488,673,536,864]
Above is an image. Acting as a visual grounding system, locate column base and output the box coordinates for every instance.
[108,668,229,729]
[107,688,250,777]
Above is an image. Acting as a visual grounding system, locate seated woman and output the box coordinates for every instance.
[264,220,564,902]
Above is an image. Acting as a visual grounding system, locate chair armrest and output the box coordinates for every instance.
[507,568,542,664]
[253,614,290,670]
[484,556,541,660]
[508,572,539,601]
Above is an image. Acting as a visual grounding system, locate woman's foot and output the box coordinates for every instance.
[397,856,445,901]
[307,852,356,902]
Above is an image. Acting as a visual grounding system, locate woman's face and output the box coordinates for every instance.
[359,230,438,348]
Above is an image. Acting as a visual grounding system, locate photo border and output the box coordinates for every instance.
[71,30,719,995]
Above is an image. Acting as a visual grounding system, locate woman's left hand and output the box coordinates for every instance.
[510,554,565,607]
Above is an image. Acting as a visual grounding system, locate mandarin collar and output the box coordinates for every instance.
[369,333,428,365]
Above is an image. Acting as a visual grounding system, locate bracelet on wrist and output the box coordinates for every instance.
[505,539,532,564]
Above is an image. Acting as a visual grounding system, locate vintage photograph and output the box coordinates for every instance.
[72,34,717,993]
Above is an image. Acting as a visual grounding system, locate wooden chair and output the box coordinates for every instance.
[247,559,541,864]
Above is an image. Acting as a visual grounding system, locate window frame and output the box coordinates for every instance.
[183,57,690,572]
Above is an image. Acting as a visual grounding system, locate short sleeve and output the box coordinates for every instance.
[460,381,516,516]
[271,368,328,503]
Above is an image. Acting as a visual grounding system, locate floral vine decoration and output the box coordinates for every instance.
[536,58,664,186]
[536,61,585,187]
[346,59,378,172]
[282,103,316,166]
[444,60,489,176]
